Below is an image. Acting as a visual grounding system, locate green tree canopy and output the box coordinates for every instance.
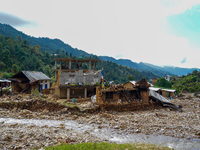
[127,75,134,81]
[156,77,172,88]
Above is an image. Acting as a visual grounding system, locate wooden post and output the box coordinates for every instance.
[67,88,70,100]
[84,88,87,99]
[69,60,71,69]
[89,61,91,70]
[55,60,57,82]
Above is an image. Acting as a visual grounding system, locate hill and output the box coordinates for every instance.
[100,56,199,76]
[0,23,90,57]
[0,34,157,83]
[172,70,200,93]
[0,23,197,78]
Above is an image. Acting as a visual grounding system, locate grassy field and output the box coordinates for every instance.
[44,142,172,150]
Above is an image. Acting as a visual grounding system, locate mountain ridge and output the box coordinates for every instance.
[99,56,199,76]
[0,23,198,76]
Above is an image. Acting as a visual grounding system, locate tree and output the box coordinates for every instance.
[156,77,172,88]
[2,49,11,66]
[56,49,60,54]
[12,64,19,73]
[192,70,198,75]
[127,75,134,81]
[70,53,72,58]
[62,49,65,56]
[33,45,40,54]
[66,51,68,57]
[2,72,12,79]
[0,62,6,71]
[17,35,22,44]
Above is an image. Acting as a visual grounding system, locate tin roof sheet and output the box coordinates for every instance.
[22,71,50,83]
[149,89,170,103]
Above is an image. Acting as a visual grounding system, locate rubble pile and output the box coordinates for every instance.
[0,93,200,149]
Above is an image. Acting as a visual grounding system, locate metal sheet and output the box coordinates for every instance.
[22,71,50,83]
[149,89,171,103]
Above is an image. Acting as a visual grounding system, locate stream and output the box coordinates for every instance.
[0,117,199,150]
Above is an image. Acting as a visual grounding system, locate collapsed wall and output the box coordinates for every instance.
[96,79,151,111]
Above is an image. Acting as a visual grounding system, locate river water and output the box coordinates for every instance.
[0,117,199,150]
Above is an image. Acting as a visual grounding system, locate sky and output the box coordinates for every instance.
[0,0,200,68]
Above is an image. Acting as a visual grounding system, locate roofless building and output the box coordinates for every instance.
[52,58,102,99]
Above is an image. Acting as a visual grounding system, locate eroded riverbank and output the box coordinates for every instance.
[0,94,200,149]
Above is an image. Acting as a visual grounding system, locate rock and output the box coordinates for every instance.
[12,107,17,112]
[6,98,11,101]
[19,109,32,115]
[59,123,65,128]
[135,129,141,133]
[61,108,68,113]
[196,131,200,136]
[114,125,119,129]
[96,120,102,124]
[3,135,12,142]
[43,109,49,113]
[72,115,78,120]
[98,125,103,129]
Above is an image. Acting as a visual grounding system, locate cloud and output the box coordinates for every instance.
[181,57,187,64]
[0,12,31,27]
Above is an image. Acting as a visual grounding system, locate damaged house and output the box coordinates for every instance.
[96,79,151,111]
[10,71,51,94]
[96,79,180,111]
[52,58,102,99]
[149,87,176,98]
[0,78,11,96]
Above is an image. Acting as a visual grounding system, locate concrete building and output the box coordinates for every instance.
[53,58,102,99]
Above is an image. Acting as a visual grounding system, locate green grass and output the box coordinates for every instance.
[43,142,172,150]
[60,102,77,108]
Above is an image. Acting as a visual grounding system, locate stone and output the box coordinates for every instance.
[114,125,119,129]
[19,109,32,115]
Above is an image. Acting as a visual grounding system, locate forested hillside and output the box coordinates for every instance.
[172,70,200,93]
[0,23,198,78]
[0,23,90,57]
[0,35,54,78]
[0,34,157,83]
[100,56,199,76]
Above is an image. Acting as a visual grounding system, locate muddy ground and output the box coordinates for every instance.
[0,93,200,149]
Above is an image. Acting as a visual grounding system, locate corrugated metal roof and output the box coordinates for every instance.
[149,87,160,91]
[161,89,176,92]
[149,87,176,93]
[22,71,50,83]
[149,89,170,103]
[0,79,11,82]
[149,89,181,111]
[125,81,136,85]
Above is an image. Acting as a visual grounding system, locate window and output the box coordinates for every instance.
[106,92,113,99]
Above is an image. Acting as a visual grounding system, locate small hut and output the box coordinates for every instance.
[10,71,50,94]
[96,79,151,110]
